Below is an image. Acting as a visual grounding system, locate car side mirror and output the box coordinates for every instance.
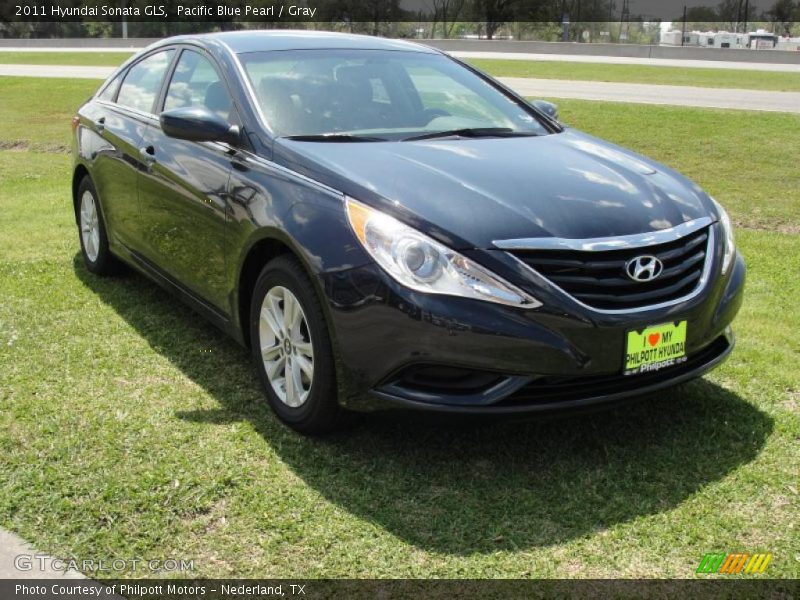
[160,106,240,146]
[531,99,559,121]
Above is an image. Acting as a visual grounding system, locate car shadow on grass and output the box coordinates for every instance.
[74,255,773,556]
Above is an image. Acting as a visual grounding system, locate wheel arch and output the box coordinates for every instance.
[235,231,332,351]
[71,163,91,224]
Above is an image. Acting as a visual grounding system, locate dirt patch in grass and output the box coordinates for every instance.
[0,140,69,153]
[738,221,800,235]
[0,140,29,151]
[784,390,799,412]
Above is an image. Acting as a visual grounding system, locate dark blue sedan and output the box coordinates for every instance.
[71,31,744,433]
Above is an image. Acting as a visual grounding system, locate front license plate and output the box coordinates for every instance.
[624,321,688,375]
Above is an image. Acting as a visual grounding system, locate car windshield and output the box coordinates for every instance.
[237,49,551,140]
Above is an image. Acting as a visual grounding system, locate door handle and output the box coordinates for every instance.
[139,145,156,165]
[96,117,105,133]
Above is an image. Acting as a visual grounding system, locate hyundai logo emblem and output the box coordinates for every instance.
[625,255,663,282]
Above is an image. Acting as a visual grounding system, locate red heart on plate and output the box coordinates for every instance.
[648,333,661,347]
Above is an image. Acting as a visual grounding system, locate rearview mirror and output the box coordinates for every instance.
[160,107,240,146]
[531,100,559,121]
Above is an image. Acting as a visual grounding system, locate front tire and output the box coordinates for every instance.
[249,255,342,434]
[76,176,122,275]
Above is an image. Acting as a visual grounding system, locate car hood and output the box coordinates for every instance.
[277,129,715,249]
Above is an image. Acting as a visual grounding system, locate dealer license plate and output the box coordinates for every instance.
[624,321,688,375]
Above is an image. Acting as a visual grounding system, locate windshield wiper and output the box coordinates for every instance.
[402,128,539,142]
[283,133,387,142]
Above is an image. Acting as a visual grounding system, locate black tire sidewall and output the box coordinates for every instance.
[249,255,339,433]
[77,176,117,275]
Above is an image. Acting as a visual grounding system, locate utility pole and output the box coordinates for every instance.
[681,5,687,46]
[743,0,749,35]
[619,0,630,43]
[120,1,128,39]
[735,0,742,33]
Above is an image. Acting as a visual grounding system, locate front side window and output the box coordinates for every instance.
[164,50,232,121]
[405,64,515,126]
[117,49,174,113]
[238,49,549,140]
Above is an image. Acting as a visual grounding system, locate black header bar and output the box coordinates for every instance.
[0,0,785,24]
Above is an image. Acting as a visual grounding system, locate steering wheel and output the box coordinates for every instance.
[421,108,451,125]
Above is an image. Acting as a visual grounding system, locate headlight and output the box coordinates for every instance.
[711,198,735,275]
[345,198,541,308]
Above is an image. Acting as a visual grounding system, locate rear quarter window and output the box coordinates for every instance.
[97,73,122,102]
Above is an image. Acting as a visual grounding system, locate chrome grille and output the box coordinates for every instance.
[507,226,712,311]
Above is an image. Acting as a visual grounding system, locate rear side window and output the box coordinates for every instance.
[164,50,232,121]
[117,50,174,113]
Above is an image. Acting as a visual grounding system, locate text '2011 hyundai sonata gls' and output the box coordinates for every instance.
[72,31,744,433]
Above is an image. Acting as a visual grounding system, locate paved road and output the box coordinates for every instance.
[449,50,800,73]
[503,77,800,113]
[0,64,115,79]
[0,529,84,579]
[2,63,799,114]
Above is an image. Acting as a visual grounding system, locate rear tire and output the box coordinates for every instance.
[76,176,122,276]
[249,255,343,434]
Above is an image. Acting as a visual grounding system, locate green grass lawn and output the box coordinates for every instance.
[469,59,800,92]
[554,99,800,234]
[0,77,798,578]
[0,77,98,152]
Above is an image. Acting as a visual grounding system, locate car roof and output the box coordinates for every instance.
[158,30,439,55]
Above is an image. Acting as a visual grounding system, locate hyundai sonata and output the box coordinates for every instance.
[71,31,744,433]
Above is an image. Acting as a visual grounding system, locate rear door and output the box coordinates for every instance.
[136,47,235,310]
[83,49,174,249]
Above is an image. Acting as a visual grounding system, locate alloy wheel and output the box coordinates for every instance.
[80,190,101,262]
[259,285,314,407]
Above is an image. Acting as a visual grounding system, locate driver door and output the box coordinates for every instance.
[136,48,236,310]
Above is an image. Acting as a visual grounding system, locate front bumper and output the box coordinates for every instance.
[370,331,733,414]
[320,247,745,414]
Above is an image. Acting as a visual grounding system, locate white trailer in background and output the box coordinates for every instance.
[698,32,716,47]
[660,30,701,46]
[747,31,779,49]
[775,37,800,51]
[684,32,700,46]
[713,32,746,48]
[660,30,682,46]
